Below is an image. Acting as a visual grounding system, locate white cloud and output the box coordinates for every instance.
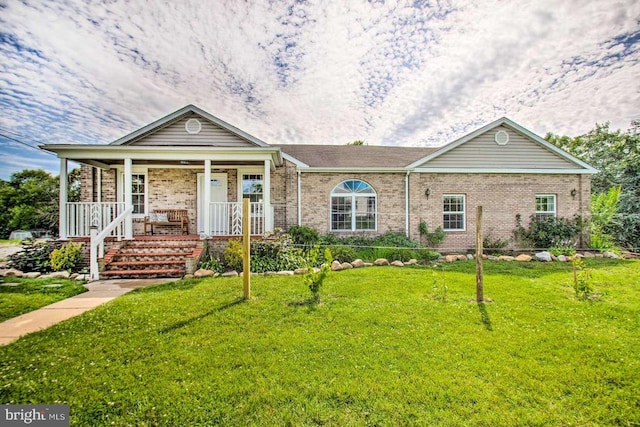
[0,0,637,183]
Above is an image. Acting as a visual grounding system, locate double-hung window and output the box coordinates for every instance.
[443,195,465,231]
[119,171,147,216]
[331,180,377,231]
[242,173,263,203]
[535,195,556,220]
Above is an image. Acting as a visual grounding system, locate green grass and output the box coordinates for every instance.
[0,278,87,322]
[1,259,639,426]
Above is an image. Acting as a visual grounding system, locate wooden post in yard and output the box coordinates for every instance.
[242,198,251,299]
[476,205,484,303]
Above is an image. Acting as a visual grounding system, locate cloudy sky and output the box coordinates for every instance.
[0,0,638,180]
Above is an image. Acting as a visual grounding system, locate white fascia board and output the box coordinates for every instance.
[297,167,409,173]
[413,167,597,174]
[41,145,283,164]
[282,152,309,167]
[109,105,271,147]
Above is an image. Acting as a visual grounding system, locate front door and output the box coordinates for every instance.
[197,173,228,234]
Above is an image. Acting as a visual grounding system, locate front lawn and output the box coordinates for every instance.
[1,259,638,425]
[0,278,87,322]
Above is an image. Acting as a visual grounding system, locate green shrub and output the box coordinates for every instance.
[251,233,306,273]
[550,245,576,257]
[419,221,446,246]
[330,246,358,263]
[199,258,225,274]
[515,214,581,249]
[50,242,83,272]
[416,249,441,263]
[304,247,332,303]
[381,248,416,262]
[224,240,243,272]
[8,240,65,273]
[483,234,509,252]
[590,187,621,251]
[288,225,319,249]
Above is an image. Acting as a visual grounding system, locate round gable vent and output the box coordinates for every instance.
[185,118,202,134]
[494,130,509,145]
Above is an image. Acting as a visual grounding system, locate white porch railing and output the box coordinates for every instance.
[90,206,133,280]
[208,202,266,236]
[65,202,126,238]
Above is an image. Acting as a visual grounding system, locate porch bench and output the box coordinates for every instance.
[144,209,189,235]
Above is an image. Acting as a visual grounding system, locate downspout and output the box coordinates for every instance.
[405,170,410,237]
[297,170,302,226]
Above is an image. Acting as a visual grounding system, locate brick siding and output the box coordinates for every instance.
[79,161,591,251]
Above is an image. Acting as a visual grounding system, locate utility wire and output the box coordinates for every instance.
[0,131,56,156]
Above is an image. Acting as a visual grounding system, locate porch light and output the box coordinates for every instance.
[570,188,577,199]
[425,189,430,199]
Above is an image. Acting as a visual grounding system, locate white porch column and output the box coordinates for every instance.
[264,159,272,232]
[59,158,68,239]
[96,167,102,203]
[203,159,212,236]
[123,158,133,239]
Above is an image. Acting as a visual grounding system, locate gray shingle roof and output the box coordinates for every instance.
[276,145,438,168]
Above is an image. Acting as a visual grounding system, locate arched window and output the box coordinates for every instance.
[330,180,377,231]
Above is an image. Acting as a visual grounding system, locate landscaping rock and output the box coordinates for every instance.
[574,253,584,259]
[75,274,89,281]
[466,254,474,260]
[535,251,552,262]
[49,271,71,279]
[557,255,567,262]
[38,274,52,279]
[487,255,499,261]
[277,271,294,276]
[374,258,389,266]
[603,251,619,259]
[331,260,343,271]
[405,259,418,265]
[498,255,515,261]
[515,254,532,262]
[194,269,216,278]
[444,255,457,263]
[595,253,604,258]
[221,271,238,277]
[294,268,309,275]
[340,262,353,270]
[23,272,41,278]
[456,255,468,261]
[1,268,23,277]
[183,274,194,279]
[364,262,373,267]
[583,251,595,258]
[390,260,404,267]
[351,259,365,268]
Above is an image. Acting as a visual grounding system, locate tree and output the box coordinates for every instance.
[0,169,60,238]
[546,123,640,249]
[346,140,365,146]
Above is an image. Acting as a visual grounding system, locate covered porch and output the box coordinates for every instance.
[43,145,283,240]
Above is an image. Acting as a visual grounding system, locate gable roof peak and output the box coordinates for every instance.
[109,104,270,147]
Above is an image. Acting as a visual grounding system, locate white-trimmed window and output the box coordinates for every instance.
[118,171,148,217]
[331,180,377,231]
[535,195,556,220]
[443,195,465,231]
[242,173,263,203]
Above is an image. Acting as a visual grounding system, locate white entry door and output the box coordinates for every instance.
[197,173,228,234]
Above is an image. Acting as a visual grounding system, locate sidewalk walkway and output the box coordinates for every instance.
[0,278,175,346]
